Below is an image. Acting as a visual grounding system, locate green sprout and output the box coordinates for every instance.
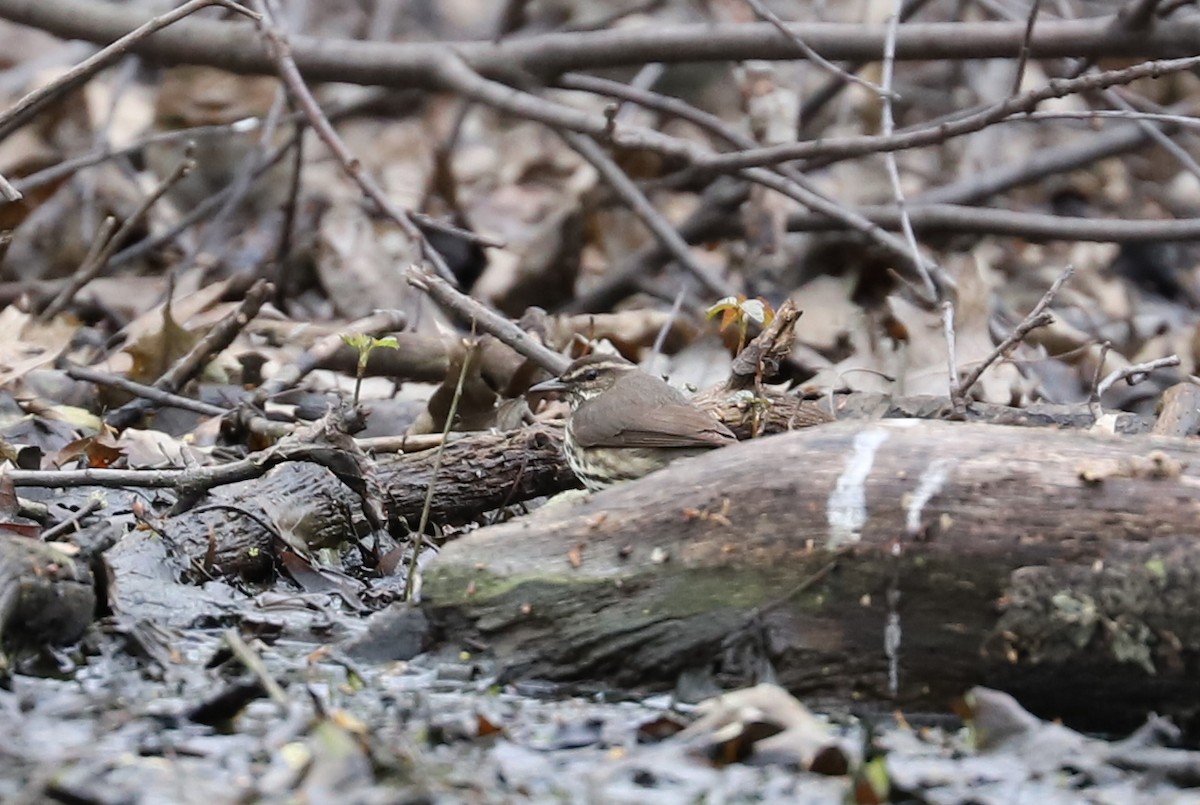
[341,334,399,406]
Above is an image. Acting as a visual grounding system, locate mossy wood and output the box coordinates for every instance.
[422,419,1200,733]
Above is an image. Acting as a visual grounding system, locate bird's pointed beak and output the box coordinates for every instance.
[529,376,566,394]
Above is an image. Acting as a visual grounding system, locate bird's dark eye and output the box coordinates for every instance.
[582,369,600,382]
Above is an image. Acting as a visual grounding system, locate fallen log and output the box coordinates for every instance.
[421,418,1200,734]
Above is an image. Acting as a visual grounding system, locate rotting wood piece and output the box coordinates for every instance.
[0,536,95,650]
[105,426,573,587]
[375,422,577,522]
[421,419,1200,735]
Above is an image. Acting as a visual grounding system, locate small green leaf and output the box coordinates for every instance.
[341,333,370,350]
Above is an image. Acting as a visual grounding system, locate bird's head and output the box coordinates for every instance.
[530,354,636,404]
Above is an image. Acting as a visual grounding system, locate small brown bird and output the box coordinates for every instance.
[531,354,737,491]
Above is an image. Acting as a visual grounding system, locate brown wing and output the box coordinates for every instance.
[566,369,734,451]
[600,405,737,448]
[571,375,736,449]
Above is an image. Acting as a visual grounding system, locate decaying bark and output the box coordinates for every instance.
[421,418,1200,732]
[102,424,574,585]
[0,536,95,649]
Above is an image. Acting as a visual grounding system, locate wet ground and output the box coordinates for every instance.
[7,614,1200,804]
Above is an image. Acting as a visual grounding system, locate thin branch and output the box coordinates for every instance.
[740,0,895,99]
[105,280,274,431]
[1010,0,1042,96]
[407,338,479,601]
[562,131,735,300]
[1098,86,1200,185]
[799,0,937,128]
[251,0,460,284]
[556,69,946,295]
[699,53,1200,172]
[1087,341,1112,421]
[942,301,961,415]
[407,266,569,375]
[41,147,194,320]
[1096,356,1181,400]
[785,203,1200,241]
[914,112,1182,206]
[955,264,1075,405]
[0,0,258,142]
[557,72,750,149]
[6,411,349,491]
[66,366,229,417]
[565,179,749,314]
[880,0,939,302]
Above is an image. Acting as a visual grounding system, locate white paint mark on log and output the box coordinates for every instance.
[886,585,902,696]
[827,428,889,547]
[905,458,955,537]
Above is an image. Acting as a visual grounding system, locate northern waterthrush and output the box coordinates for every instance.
[530,354,737,491]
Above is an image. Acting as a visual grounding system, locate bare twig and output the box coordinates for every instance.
[1010,0,1043,96]
[40,497,105,542]
[701,54,1200,172]
[1087,341,1113,421]
[175,89,290,280]
[880,0,940,303]
[67,366,229,417]
[1011,107,1200,130]
[799,0,936,127]
[557,72,750,148]
[41,148,194,321]
[105,280,274,430]
[1096,356,1181,400]
[649,284,688,371]
[271,111,305,289]
[942,301,961,415]
[407,266,568,375]
[251,0,463,284]
[914,110,1186,206]
[0,0,258,141]
[13,88,398,195]
[740,0,894,99]
[992,0,1200,195]
[357,433,463,454]
[559,70,947,300]
[566,179,749,314]
[6,409,354,492]
[406,338,479,601]
[785,203,1200,241]
[562,131,735,300]
[955,265,1075,407]
[1099,87,1200,185]
[107,130,302,270]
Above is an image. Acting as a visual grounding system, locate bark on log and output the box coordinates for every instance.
[103,425,574,586]
[0,536,94,649]
[421,419,1200,733]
